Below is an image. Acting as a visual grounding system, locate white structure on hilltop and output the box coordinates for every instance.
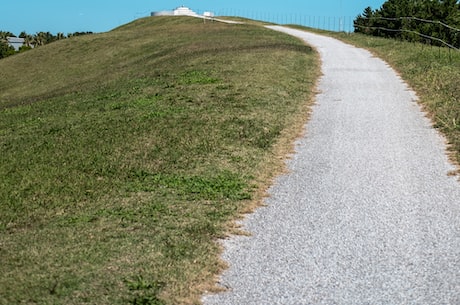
[151,6,213,18]
[173,6,197,16]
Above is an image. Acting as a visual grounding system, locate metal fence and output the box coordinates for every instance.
[355,16,460,51]
[192,8,355,32]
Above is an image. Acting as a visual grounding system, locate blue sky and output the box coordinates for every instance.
[2,1,386,35]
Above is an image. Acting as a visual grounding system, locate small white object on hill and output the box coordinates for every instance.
[151,6,214,18]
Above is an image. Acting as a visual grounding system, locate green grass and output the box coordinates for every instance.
[292,25,460,171]
[0,17,319,304]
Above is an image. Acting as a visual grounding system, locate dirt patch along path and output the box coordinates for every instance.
[203,27,460,305]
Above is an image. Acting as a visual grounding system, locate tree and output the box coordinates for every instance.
[18,45,33,53]
[67,31,94,38]
[33,32,47,46]
[354,7,376,34]
[19,31,34,47]
[0,31,17,59]
[0,31,15,40]
[0,40,15,59]
[354,0,460,48]
[0,28,77,58]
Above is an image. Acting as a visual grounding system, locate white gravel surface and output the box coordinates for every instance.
[203,26,460,305]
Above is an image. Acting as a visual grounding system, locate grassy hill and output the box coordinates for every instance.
[0,17,319,304]
[3,16,458,305]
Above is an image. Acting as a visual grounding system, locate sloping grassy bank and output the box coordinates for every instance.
[0,17,319,304]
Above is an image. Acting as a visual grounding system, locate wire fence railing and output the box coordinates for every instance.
[355,24,459,50]
[364,16,460,33]
[355,16,460,51]
[192,8,355,32]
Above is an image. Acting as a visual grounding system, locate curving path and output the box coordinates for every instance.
[203,26,460,305]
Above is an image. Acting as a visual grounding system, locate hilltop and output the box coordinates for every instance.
[0,17,319,304]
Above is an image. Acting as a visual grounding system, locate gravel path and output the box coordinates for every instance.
[203,27,460,305]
